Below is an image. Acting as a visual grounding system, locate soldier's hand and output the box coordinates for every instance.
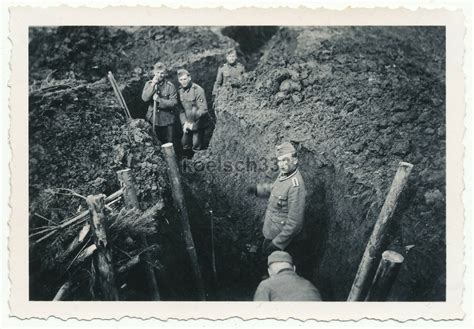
[152,76,159,84]
[246,185,257,195]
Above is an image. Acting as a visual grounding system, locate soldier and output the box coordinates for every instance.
[177,69,208,152]
[254,251,322,301]
[247,142,307,265]
[141,62,178,144]
[212,48,245,97]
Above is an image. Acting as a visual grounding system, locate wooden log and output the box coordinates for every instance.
[86,194,119,301]
[161,143,206,301]
[347,161,413,301]
[62,224,90,260]
[117,255,141,274]
[52,281,73,301]
[365,250,405,301]
[117,168,161,301]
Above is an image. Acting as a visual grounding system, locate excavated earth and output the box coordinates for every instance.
[29,26,445,301]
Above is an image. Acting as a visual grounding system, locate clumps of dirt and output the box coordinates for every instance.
[189,26,446,301]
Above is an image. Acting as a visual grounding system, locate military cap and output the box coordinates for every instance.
[226,48,237,55]
[268,251,293,266]
[177,69,190,78]
[153,62,167,71]
[276,142,296,157]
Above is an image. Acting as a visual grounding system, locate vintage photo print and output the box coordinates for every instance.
[8,5,466,321]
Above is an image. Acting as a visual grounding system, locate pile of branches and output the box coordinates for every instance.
[29,187,165,300]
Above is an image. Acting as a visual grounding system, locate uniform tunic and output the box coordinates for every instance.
[253,268,322,301]
[141,79,178,127]
[178,82,208,131]
[212,62,245,95]
[256,169,306,250]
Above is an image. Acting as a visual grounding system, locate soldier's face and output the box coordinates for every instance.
[277,154,298,174]
[226,53,237,64]
[178,74,191,88]
[153,69,166,82]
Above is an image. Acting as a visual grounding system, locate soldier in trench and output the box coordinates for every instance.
[247,142,308,275]
[254,251,322,301]
[177,69,208,152]
[212,48,245,97]
[141,62,178,144]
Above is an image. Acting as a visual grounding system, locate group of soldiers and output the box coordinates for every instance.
[142,48,321,301]
[141,48,244,152]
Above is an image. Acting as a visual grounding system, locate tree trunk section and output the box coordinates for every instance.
[347,161,413,301]
[86,194,119,301]
[117,168,161,301]
[365,250,405,301]
[161,143,206,301]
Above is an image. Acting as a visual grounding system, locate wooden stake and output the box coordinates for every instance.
[86,194,119,301]
[161,143,206,301]
[108,71,132,119]
[117,168,161,301]
[347,161,413,301]
[365,250,405,301]
[53,281,73,301]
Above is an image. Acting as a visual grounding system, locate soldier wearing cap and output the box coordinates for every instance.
[212,48,245,96]
[141,62,178,144]
[176,69,209,152]
[253,251,322,301]
[247,142,307,260]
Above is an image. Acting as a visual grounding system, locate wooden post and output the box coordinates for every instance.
[86,194,119,301]
[117,168,161,301]
[161,143,206,301]
[53,281,73,301]
[347,161,413,301]
[365,250,405,301]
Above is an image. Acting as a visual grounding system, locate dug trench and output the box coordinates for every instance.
[28,26,445,301]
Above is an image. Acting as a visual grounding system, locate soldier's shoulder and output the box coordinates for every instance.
[192,83,205,91]
[165,80,175,87]
[236,62,245,68]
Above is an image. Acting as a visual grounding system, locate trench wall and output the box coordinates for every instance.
[184,26,446,301]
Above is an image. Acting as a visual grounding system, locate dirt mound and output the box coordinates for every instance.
[189,26,446,301]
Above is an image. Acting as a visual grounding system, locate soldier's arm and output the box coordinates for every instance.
[195,88,208,119]
[256,183,273,198]
[253,281,271,301]
[212,67,223,95]
[158,84,178,109]
[272,184,306,250]
[141,81,155,102]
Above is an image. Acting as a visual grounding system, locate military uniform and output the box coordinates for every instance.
[253,268,322,301]
[142,79,178,143]
[212,62,245,96]
[256,169,306,250]
[178,82,208,150]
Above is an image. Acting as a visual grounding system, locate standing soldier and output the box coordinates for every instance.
[247,142,307,269]
[212,48,245,97]
[141,62,178,144]
[177,69,208,152]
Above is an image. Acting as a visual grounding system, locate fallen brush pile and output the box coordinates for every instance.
[28,77,171,300]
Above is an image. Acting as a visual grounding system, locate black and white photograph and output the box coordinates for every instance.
[26,24,448,303]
